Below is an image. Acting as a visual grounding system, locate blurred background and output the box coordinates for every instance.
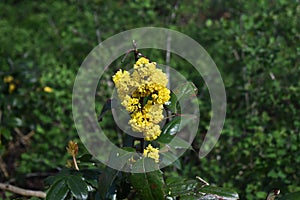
[0,0,299,199]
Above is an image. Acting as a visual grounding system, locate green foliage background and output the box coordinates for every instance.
[0,0,299,199]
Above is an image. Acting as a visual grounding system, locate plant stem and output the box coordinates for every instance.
[73,155,79,171]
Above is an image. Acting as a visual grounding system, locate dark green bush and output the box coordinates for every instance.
[0,0,299,199]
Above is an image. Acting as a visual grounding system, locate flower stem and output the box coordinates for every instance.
[72,155,79,171]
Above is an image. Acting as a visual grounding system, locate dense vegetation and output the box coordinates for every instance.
[0,0,299,199]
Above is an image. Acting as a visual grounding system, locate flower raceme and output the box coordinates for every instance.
[113,57,171,162]
[143,144,159,163]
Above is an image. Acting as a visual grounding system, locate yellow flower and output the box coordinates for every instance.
[66,140,78,157]
[44,86,53,93]
[124,97,140,113]
[112,69,130,84]
[9,83,16,93]
[4,76,14,83]
[112,57,171,141]
[143,144,159,163]
[144,125,161,141]
[134,57,150,68]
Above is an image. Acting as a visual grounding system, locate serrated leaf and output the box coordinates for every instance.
[199,186,239,199]
[158,116,182,144]
[81,169,101,188]
[130,158,165,200]
[166,180,239,200]
[44,168,72,186]
[67,175,88,200]
[98,148,135,199]
[173,82,198,101]
[165,82,197,114]
[158,115,197,144]
[166,179,198,197]
[46,179,69,200]
[165,92,178,113]
[98,167,119,199]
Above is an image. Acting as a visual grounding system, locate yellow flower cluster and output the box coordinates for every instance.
[3,75,16,93]
[43,86,53,93]
[113,57,170,142]
[3,76,14,83]
[143,144,159,163]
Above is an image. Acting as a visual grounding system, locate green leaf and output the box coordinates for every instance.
[278,191,300,200]
[98,148,135,199]
[166,179,198,197]
[198,186,239,199]
[130,158,165,200]
[165,92,178,113]
[0,128,12,141]
[165,82,197,113]
[80,169,102,188]
[98,99,112,122]
[166,180,239,200]
[123,134,135,147]
[98,167,119,199]
[44,168,72,186]
[158,115,196,144]
[173,82,197,100]
[67,175,88,200]
[162,116,181,137]
[46,179,69,200]
[77,154,93,162]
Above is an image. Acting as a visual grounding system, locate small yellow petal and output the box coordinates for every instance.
[44,86,53,93]
[9,83,16,93]
[4,76,14,83]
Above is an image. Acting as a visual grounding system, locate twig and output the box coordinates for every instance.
[73,154,79,171]
[165,1,179,125]
[196,176,210,186]
[0,183,46,198]
[94,11,101,43]
[165,34,171,89]
[165,1,179,89]
[0,156,9,178]
[133,40,139,62]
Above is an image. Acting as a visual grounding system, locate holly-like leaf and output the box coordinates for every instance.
[130,158,165,200]
[81,169,102,188]
[46,179,69,200]
[166,179,198,197]
[198,186,239,200]
[98,167,119,200]
[44,168,72,186]
[173,82,198,101]
[67,175,88,200]
[98,147,135,199]
[158,115,196,144]
[165,92,178,113]
[166,179,239,200]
